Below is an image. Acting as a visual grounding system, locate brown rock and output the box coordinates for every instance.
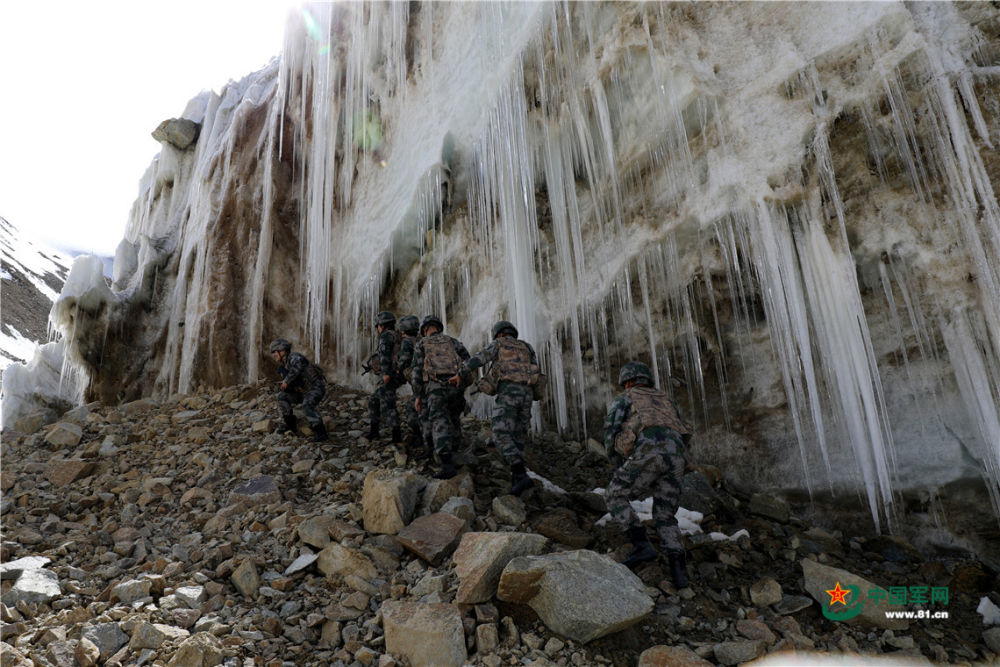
[397,512,466,565]
[46,459,95,488]
[361,470,421,535]
[638,645,714,667]
[317,543,377,582]
[230,559,260,599]
[453,532,547,604]
[44,422,83,448]
[382,601,467,667]
[532,509,592,548]
[298,516,336,548]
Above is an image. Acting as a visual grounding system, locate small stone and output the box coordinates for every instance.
[749,577,783,607]
[231,559,260,599]
[983,627,1000,653]
[736,618,776,644]
[129,622,189,650]
[638,645,714,667]
[748,493,789,523]
[75,637,101,667]
[772,595,813,615]
[284,551,319,575]
[298,516,336,548]
[112,578,152,604]
[82,623,129,661]
[229,475,281,506]
[47,459,95,487]
[713,640,766,665]
[491,495,526,526]
[476,623,499,653]
[397,512,466,565]
[151,118,201,150]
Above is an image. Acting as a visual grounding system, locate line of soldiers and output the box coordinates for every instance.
[267,321,693,588]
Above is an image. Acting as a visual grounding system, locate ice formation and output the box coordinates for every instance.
[4,3,999,534]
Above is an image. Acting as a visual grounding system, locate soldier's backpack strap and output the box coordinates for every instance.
[422,334,463,380]
[624,386,692,437]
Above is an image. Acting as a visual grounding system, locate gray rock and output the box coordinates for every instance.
[773,595,814,615]
[679,472,723,515]
[82,623,129,661]
[166,632,224,667]
[713,640,767,665]
[317,543,378,581]
[298,516,336,548]
[0,556,51,580]
[638,645,714,666]
[440,497,476,525]
[231,560,260,599]
[983,627,1000,653]
[111,578,152,604]
[497,549,653,643]
[173,585,206,608]
[800,559,908,630]
[284,551,319,575]
[129,622,189,650]
[492,495,526,526]
[151,118,200,150]
[1,567,61,606]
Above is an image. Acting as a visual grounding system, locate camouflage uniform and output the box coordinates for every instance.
[277,352,326,429]
[397,332,425,442]
[411,332,470,458]
[368,328,402,436]
[604,385,690,555]
[463,337,538,466]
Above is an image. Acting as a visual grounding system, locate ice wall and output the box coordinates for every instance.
[7,2,999,533]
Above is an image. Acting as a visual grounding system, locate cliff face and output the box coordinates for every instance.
[15,2,1000,529]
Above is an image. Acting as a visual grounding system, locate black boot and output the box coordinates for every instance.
[667,551,689,588]
[367,421,379,440]
[509,462,534,496]
[433,452,457,479]
[622,525,657,569]
[311,421,328,442]
[279,414,298,434]
[391,426,402,443]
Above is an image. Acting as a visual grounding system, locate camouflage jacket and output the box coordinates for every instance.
[411,333,470,397]
[603,388,689,454]
[279,352,324,391]
[376,329,402,378]
[463,337,539,385]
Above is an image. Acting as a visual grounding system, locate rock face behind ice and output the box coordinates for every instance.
[7,3,1000,535]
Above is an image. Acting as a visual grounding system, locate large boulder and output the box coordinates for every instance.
[1,568,60,606]
[44,422,83,448]
[420,473,474,514]
[453,532,548,604]
[396,512,466,565]
[497,550,653,643]
[362,470,421,535]
[381,601,467,667]
[151,118,201,150]
[800,558,909,630]
[0,556,50,581]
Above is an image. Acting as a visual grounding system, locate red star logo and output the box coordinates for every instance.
[826,582,851,606]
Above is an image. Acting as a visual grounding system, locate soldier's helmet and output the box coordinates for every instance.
[491,320,518,339]
[376,311,396,327]
[618,361,653,386]
[269,338,292,354]
[399,315,420,335]
[420,315,444,335]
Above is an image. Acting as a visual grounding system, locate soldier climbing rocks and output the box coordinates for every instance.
[269,338,328,442]
[367,311,403,444]
[604,361,692,587]
[396,314,426,456]
[412,315,470,479]
[451,320,542,496]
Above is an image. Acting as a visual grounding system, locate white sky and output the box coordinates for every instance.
[0,1,297,258]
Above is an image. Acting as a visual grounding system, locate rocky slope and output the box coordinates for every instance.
[2,386,998,666]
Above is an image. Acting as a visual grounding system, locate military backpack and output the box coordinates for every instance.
[476,337,546,400]
[422,334,463,380]
[613,386,691,457]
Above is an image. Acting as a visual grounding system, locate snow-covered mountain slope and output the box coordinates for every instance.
[0,216,73,370]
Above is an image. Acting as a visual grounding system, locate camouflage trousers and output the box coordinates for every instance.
[491,382,533,466]
[368,380,400,430]
[401,392,423,438]
[278,385,325,427]
[605,433,686,554]
[422,381,465,456]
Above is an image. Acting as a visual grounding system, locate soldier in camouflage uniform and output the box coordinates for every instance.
[412,315,470,479]
[396,314,426,455]
[269,338,328,442]
[604,361,692,587]
[451,320,539,495]
[367,311,403,444]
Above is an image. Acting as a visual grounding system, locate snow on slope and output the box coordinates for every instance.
[0,216,74,370]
